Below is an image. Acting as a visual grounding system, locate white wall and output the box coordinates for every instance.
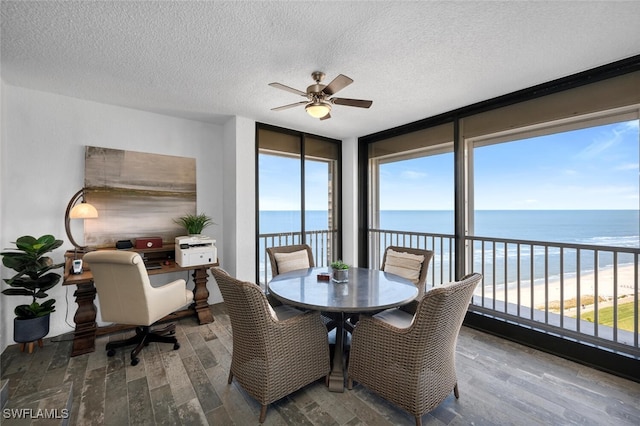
[0,83,360,354]
[342,137,359,266]
[221,116,256,282]
[0,84,225,352]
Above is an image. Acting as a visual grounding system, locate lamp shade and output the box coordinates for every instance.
[306,102,331,119]
[69,202,98,219]
[65,188,99,252]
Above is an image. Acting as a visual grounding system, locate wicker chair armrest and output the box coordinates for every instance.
[269,309,323,329]
[352,313,419,365]
[263,309,328,364]
[357,313,414,336]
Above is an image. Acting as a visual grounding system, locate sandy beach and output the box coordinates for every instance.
[479,263,638,309]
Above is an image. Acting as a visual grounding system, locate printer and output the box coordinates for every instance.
[175,235,217,267]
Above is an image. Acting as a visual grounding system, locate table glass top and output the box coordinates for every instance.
[268,267,418,313]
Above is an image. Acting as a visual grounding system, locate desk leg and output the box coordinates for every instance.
[70,283,98,357]
[328,312,346,392]
[192,267,214,324]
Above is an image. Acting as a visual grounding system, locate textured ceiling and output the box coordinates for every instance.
[2,1,640,140]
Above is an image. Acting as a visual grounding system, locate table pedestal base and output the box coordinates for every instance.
[328,313,346,392]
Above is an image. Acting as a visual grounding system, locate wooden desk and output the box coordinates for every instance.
[268,267,418,392]
[62,247,217,357]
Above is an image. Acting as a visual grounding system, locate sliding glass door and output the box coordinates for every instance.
[256,124,341,285]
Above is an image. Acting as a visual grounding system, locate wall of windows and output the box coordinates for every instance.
[359,58,640,379]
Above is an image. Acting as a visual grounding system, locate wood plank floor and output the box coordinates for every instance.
[2,303,639,425]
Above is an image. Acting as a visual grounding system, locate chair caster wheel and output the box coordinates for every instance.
[173,343,180,350]
[131,357,139,366]
[107,349,116,357]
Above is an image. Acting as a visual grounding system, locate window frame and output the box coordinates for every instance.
[255,123,342,285]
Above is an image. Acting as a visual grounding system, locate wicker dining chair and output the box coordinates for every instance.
[381,246,434,297]
[347,273,483,426]
[211,267,330,424]
[265,243,314,308]
[380,246,434,315]
[266,243,315,277]
[266,243,336,330]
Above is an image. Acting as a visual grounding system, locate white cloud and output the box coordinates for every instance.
[615,162,639,171]
[576,120,638,160]
[400,170,428,179]
[562,168,578,175]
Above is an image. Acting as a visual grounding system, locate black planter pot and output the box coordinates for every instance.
[14,314,50,344]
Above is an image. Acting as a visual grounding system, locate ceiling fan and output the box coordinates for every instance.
[269,71,373,120]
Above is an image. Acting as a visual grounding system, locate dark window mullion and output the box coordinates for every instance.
[300,134,306,240]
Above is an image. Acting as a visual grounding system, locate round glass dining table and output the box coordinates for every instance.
[268,266,418,392]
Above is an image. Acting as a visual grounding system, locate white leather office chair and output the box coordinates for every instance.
[83,251,194,365]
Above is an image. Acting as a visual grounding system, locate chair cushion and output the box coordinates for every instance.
[272,304,305,321]
[273,250,310,274]
[373,308,414,329]
[383,249,425,284]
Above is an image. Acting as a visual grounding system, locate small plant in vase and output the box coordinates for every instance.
[173,213,215,235]
[330,260,349,283]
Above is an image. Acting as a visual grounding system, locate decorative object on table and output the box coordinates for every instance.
[135,236,163,249]
[64,188,98,253]
[347,273,483,426]
[115,239,133,250]
[1,235,64,353]
[173,212,215,235]
[330,260,349,283]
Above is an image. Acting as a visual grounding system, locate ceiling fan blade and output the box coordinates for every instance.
[271,101,307,111]
[331,97,373,108]
[320,113,331,120]
[269,82,307,97]
[322,74,353,96]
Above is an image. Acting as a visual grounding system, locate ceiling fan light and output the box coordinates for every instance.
[306,102,331,119]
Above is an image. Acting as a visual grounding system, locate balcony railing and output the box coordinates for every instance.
[259,228,639,355]
[368,229,639,355]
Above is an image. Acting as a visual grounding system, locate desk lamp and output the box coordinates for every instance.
[64,188,98,254]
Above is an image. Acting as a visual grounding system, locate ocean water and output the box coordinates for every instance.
[261,210,640,248]
[259,210,640,285]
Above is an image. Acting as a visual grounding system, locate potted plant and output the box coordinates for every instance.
[1,235,64,350]
[173,213,215,235]
[330,260,349,283]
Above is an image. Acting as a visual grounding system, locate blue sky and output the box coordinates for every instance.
[259,156,329,210]
[260,119,639,211]
[381,119,639,210]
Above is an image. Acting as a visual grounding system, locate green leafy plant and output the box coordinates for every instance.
[173,213,215,235]
[330,260,349,270]
[1,235,64,319]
